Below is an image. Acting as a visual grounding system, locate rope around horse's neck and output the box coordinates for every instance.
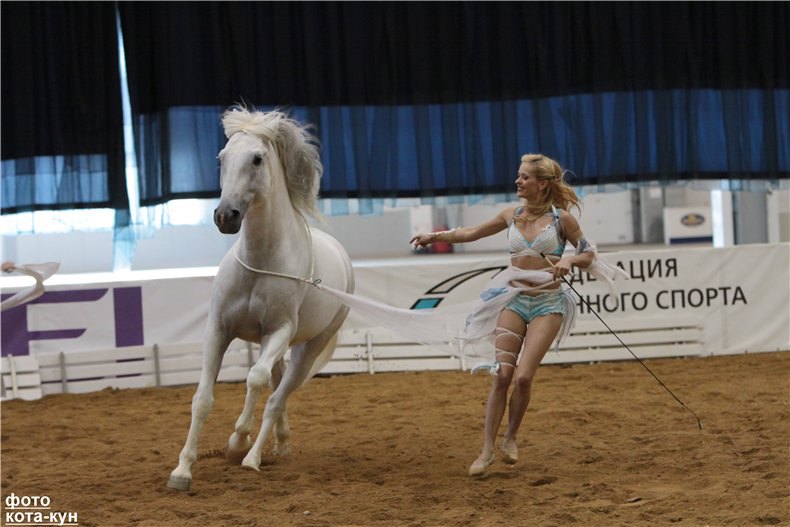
[233,213,320,285]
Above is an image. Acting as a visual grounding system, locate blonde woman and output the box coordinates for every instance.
[412,154,623,477]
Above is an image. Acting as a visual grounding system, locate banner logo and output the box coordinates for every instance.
[680,213,705,226]
[410,267,505,309]
[0,287,144,356]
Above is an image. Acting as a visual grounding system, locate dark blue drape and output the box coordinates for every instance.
[119,88,790,207]
[117,1,789,207]
[1,1,126,214]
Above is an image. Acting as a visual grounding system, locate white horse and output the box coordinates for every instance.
[168,108,354,491]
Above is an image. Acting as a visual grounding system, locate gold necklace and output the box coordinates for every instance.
[517,206,550,223]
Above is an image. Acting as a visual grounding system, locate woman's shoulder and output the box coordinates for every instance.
[498,205,520,222]
[557,208,582,237]
[557,208,577,222]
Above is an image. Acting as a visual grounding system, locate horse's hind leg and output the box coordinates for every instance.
[168,329,231,490]
[270,357,292,456]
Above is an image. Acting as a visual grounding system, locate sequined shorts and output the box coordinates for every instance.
[504,289,565,324]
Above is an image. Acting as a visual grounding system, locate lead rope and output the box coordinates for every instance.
[540,251,703,430]
[233,213,321,285]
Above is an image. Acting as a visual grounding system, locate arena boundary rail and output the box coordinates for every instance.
[1,315,703,401]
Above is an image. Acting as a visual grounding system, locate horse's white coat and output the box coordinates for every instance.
[168,109,353,490]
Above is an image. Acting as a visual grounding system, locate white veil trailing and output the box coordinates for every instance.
[1,262,60,311]
[314,244,628,373]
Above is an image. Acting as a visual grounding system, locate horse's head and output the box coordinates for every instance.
[214,107,324,234]
[214,131,272,234]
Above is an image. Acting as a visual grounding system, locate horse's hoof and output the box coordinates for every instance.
[225,433,252,465]
[167,475,192,491]
[241,463,261,472]
[241,454,261,471]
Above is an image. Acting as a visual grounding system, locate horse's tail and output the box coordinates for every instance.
[301,331,340,386]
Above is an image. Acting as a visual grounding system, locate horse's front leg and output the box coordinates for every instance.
[168,327,231,490]
[225,326,292,466]
[225,355,290,462]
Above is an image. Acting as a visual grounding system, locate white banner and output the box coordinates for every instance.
[2,244,788,357]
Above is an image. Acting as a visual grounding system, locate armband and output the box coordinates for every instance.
[575,236,597,256]
[431,228,458,243]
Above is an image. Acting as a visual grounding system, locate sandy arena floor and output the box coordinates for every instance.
[1,351,788,527]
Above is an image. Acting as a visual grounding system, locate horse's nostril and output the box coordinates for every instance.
[231,209,241,218]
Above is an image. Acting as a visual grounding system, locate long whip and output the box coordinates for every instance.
[542,252,704,430]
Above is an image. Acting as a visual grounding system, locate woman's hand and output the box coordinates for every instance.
[552,256,574,281]
[410,233,434,249]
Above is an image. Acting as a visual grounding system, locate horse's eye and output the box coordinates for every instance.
[252,155,263,166]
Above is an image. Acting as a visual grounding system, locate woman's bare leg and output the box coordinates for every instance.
[469,309,525,476]
[502,313,563,463]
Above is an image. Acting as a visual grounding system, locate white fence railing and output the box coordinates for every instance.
[2,316,703,401]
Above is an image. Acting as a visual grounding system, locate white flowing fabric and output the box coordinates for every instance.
[1,262,60,311]
[315,243,628,373]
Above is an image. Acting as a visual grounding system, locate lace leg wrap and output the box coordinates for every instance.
[470,327,525,375]
[493,327,523,370]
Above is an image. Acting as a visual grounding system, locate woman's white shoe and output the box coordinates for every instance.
[468,452,496,476]
[501,437,518,464]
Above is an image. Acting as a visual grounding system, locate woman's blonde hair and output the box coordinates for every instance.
[517,153,581,221]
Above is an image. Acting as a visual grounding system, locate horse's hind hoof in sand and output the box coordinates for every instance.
[167,107,354,491]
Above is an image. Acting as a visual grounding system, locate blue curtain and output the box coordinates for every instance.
[121,88,789,215]
[2,2,788,221]
[116,1,789,212]
[1,2,126,214]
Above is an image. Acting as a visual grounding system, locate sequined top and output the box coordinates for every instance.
[508,206,565,258]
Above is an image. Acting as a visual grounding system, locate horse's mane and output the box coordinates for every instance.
[221,105,323,222]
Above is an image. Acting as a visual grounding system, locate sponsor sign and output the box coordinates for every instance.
[2,244,788,357]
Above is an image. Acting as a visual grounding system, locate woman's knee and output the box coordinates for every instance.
[513,372,534,392]
[493,370,514,391]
